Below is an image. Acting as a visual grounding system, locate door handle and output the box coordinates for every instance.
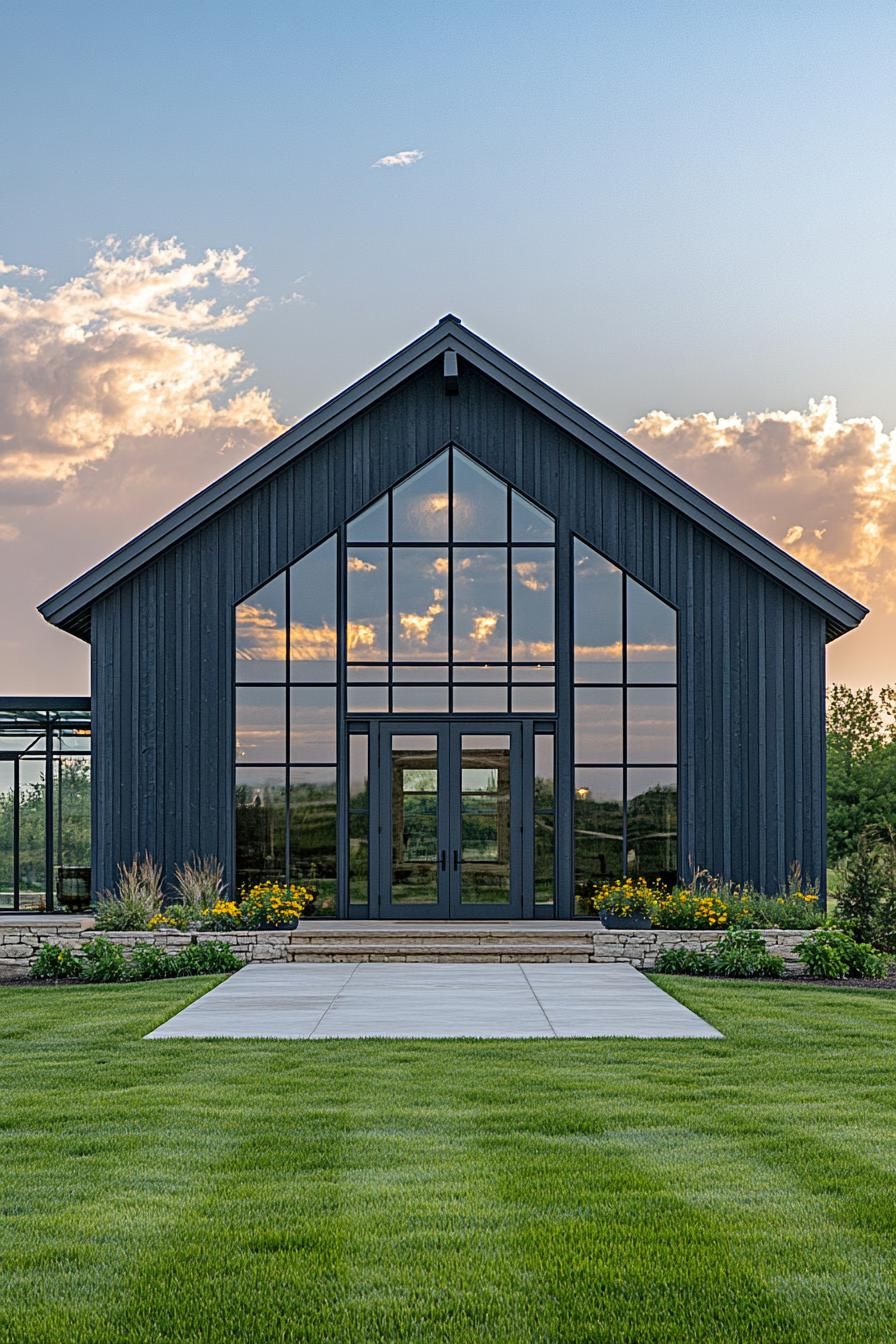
[440,850,446,871]
[452,849,459,871]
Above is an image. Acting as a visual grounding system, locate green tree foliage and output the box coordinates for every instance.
[827,685,896,862]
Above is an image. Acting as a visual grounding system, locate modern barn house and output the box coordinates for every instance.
[25,317,866,919]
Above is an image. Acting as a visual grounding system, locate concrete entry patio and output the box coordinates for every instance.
[146,962,723,1040]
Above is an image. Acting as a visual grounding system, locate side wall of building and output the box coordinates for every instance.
[90,358,828,899]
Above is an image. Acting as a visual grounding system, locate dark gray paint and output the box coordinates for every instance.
[88,357,830,902]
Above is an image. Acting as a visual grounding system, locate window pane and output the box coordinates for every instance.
[349,812,369,904]
[574,768,623,903]
[512,664,553,682]
[235,574,286,682]
[392,685,450,713]
[453,548,507,661]
[290,535,336,681]
[348,735,369,806]
[512,548,555,661]
[347,547,388,661]
[511,491,554,541]
[534,814,554,903]
[453,685,508,713]
[289,767,337,912]
[511,685,555,713]
[627,580,676,683]
[393,664,449,682]
[18,759,46,897]
[347,685,389,714]
[0,760,13,904]
[452,450,507,541]
[289,686,336,763]
[393,548,448,661]
[534,735,554,808]
[347,494,388,542]
[236,686,285,763]
[628,687,677,764]
[347,665,388,682]
[574,540,622,682]
[627,769,677,884]
[452,665,507,683]
[235,767,286,889]
[54,756,91,901]
[392,452,449,541]
[574,688,623,762]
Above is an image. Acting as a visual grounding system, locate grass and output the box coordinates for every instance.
[1,976,895,1343]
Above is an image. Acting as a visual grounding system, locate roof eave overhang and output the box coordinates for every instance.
[39,316,868,643]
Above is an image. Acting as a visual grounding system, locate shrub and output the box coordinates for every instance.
[78,938,128,983]
[654,946,713,975]
[173,941,242,976]
[709,928,784,979]
[127,943,180,980]
[95,855,165,930]
[655,930,783,979]
[797,927,889,980]
[837,829,888,943]
[30,943,81,980]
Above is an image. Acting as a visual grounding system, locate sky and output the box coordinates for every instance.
[2,0,895,694]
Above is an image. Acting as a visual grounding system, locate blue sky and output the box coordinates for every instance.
[6,0,896,425]
[1,1,895,690]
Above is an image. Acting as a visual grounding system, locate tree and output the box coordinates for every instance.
[826,685,896,862]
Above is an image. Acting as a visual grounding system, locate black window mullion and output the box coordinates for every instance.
[284,564,291,887]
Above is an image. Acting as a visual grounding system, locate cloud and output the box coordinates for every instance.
[0,235,281,493]
[628,396,896,613]
[371,150,424,168]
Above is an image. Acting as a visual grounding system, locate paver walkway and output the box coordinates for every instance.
[146,962,722,1039]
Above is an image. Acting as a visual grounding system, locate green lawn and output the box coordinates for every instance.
[1,977,895,1344]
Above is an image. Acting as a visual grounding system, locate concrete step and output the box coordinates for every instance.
[287,941,593,963]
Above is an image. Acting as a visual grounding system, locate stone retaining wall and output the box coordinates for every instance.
[0,918,807,978]
[590,927,805,971]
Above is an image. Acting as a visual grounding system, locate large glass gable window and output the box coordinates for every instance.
[573,538,677,903]
[346,448,556,713]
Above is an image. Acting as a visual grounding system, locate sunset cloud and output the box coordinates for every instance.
[371,150,424,168]
[628,396,896,613]
[0,235,281,498]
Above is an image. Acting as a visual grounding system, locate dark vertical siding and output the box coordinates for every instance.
[90,358,828,897]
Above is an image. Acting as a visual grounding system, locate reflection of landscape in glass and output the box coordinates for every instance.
[290,770,337,905]
[573,537,678,890]
[391,742,439,904]
[460,740,510,904]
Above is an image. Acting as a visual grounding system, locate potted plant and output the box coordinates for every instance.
[592,878,654,929]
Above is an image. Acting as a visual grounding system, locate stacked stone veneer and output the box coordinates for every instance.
[1,918,806,978]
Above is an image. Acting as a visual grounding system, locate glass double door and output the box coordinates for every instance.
[377,721,522,919]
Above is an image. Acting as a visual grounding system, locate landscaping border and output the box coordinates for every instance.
[0,919,806,979]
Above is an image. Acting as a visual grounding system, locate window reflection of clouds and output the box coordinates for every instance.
[392,451,449,541]
[347,546,388,661]
[453,548,507,662]
[393,549,448,660]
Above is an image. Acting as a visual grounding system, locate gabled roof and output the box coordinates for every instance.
[40,315,867,641]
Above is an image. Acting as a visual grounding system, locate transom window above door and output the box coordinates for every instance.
[344,449,557,714]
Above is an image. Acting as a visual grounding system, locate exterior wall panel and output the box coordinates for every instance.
[90,358,828,898]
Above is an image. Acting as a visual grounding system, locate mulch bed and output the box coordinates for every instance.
[784,973,896,991]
